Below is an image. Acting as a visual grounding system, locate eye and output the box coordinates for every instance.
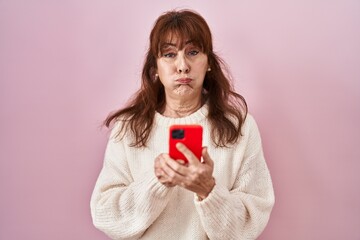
[188,50,199,56]
[163,52,176,58]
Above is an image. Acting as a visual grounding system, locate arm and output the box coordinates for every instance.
[194,116,275,239]
[90,126,174,240]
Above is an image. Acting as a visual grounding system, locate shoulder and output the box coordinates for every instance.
[109,119,124,138]
[240,113,264,151]
[224,110,258,133]
[242,113,259,132]
[108,119,134,144]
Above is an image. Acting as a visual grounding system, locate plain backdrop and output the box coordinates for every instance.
[1,1,360,239]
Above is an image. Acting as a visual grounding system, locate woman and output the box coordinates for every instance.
[91,9,274,240]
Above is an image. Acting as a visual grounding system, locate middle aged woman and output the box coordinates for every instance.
[91,9,275,240]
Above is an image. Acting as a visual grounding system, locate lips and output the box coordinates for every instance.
[176,78,192,84]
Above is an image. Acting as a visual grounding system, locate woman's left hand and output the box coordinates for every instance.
[155,143,215,199]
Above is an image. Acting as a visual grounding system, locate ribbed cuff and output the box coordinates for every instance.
[194,182,229,206]
[134,171,174,199]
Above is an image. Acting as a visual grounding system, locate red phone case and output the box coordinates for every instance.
[169,125,203,164]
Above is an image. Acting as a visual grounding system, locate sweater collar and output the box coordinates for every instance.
[154,103,208,127]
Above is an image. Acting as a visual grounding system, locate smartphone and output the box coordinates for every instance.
[169,125,203,164]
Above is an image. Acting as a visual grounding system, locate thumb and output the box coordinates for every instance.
[201,147,213,166]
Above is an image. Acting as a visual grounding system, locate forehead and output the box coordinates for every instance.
[159,31,200,50]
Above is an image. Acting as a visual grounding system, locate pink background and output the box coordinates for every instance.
[1,1,360,239]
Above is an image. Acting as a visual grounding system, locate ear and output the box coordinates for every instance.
[153,66,158,75]
[150,67,158,78]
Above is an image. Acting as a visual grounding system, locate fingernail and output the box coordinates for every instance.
[177,160,185,165]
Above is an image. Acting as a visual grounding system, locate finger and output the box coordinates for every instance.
[155,154,171,176]
[160,158,182,182]
[176,142,200,166]
[156,153,172,170]
[156,169,174,185]
[176,159,186,165]
[154,167,164,178]
[164,155,187,176]
[201,147,214,167]
[154,153,166,168]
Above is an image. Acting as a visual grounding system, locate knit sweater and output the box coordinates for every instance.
[90,104,275,240]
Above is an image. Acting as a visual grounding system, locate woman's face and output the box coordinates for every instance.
[156,36,209,100]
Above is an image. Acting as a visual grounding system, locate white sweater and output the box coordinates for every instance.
[90,104,275,240]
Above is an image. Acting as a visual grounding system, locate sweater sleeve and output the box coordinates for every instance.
[194,116,275,240]
[90,124,175,240]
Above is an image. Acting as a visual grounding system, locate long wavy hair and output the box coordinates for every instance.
[105,9,248,147]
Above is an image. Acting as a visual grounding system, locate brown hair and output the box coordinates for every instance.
[105,9,248,147]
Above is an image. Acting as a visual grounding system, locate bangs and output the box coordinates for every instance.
[157,29,204,55]
[150,11,212,57]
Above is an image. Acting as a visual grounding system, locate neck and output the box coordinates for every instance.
[162,96,203,118]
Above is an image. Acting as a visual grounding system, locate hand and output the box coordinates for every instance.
[154,143,215,199]
[154,153,180,187]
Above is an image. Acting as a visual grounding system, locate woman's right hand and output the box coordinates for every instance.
[154,153,184,187]
[154,145,215,198]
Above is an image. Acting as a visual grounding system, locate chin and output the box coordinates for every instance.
[174,88,194,96]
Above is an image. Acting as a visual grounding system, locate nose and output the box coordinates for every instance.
[176,53,190,74]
